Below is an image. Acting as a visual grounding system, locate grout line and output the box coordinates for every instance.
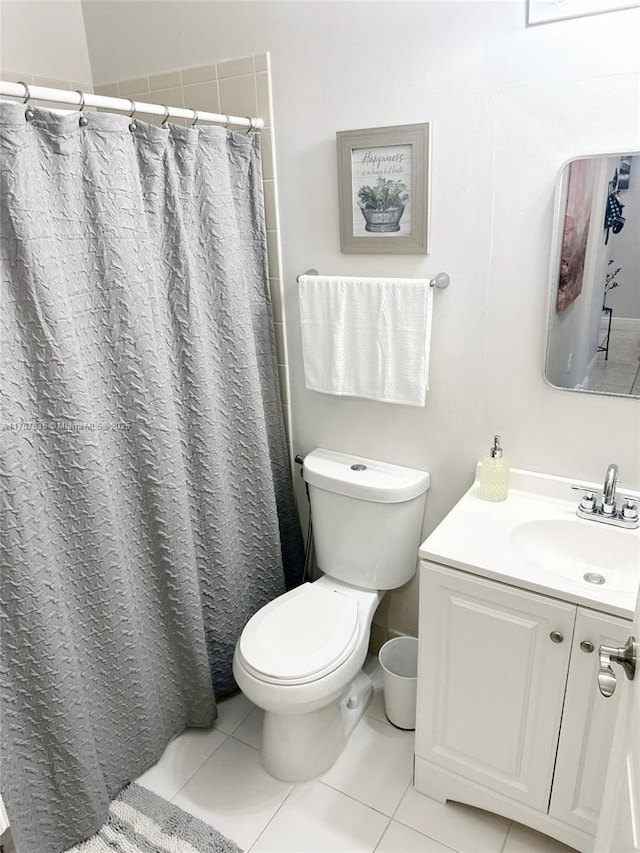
[245,779,298,852]
[389,784,473,853]
[316,776,406,821]
[371,814,394,852]
[386,814,465,853]
[380,779,462,853]
[166,729,230,803]
[382,767,412,835]
[214,695,256,735]
[164,697,256,803]
[500,821,514,853]
[228,731,267,753]
[389,778,412,821]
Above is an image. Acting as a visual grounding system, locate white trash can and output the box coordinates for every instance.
[379,636,419,730]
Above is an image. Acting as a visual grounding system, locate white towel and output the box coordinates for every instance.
[299,274,433,406]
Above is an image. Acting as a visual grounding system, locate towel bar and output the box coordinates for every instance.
[296,269,450,289]
[296,269,319,282]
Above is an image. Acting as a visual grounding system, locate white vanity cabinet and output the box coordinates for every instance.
[415,561,629,853]
[548,607,628,836]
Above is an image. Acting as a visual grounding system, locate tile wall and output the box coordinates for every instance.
[0,69,94,108]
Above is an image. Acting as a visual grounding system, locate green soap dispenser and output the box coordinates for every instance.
[478,435,510,502]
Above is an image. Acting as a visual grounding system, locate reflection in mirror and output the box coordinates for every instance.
[545,153,639,398]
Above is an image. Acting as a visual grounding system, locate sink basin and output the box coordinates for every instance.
[420,467,640,618]
[511,519,640,593]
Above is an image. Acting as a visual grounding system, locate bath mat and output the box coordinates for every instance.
[66,782,242,853]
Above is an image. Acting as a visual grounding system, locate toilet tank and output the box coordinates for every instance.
[303,448,430,590]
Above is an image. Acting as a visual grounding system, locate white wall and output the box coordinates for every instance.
[68,1,640,632]
[0,0,92,85]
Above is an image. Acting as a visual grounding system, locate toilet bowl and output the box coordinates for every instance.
[233,576,381,780]
[233,448,430,782]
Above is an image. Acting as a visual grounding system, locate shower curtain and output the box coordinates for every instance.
[0,102,303,853]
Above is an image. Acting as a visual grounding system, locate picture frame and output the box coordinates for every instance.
[336,123,430,254]
[556,158,596,312]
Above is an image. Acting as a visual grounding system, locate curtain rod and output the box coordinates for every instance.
[0,81,264,131]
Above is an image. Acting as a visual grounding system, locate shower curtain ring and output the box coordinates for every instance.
[223,115,231,129]
[76,90,89,126]
[18,81,31,104]
[190,108,199,127]
[18,81,35,121]
[128,99,138,132]
[161,105,170,127]
[245,117,256,134]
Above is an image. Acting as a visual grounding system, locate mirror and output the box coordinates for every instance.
[545,152,639,398]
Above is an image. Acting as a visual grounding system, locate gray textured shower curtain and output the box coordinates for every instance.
[0,102,303,853]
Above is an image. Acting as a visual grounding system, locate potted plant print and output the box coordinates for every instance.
[357,178,409,233]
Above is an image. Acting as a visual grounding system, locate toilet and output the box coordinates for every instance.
[233,448,430,781]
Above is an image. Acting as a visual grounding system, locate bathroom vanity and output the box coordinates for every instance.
[414,469,640,853]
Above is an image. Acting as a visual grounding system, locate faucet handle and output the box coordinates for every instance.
[622,496,639,521]
[571,484,596,511]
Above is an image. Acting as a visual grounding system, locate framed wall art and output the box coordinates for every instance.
[556,158,596,312]
[336,123,430,254]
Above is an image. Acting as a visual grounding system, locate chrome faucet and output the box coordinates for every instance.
[602,463,618,515]
[572,463,639,529]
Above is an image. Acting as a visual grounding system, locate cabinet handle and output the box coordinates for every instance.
[598,636,637,698]
[550,631,564,644]
[580,640,594,653]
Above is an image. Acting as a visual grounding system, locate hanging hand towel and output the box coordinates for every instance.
[299,274,433,406]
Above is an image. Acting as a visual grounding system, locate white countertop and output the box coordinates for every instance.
[419,468,640,620]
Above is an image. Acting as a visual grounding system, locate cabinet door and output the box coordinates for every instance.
[548,607,630,836]
[416,562,575,811]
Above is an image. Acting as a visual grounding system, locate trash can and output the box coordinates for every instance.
[379,636,419,730]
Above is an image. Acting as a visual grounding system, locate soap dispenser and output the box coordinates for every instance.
[478,435,510,502]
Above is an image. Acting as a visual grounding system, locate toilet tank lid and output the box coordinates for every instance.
[303,448,430,503]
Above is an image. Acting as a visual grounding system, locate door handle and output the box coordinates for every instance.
[598,636,637,698]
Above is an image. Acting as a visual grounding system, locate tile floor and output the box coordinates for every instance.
[135,665,578,853]
[585,328,640,395]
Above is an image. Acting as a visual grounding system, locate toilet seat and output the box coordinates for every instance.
[237,583,360,686]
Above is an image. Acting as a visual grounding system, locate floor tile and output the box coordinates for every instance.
[395,788,510,853]
[135,726,227,800]
[585,326,640,395]
[233,706,264,749]
[365,685,388,725]
[586,361,637,394]
[375,820,454,852]
[320,715,414,815]
[365,664,388,725]
[172,736,293,850]
[503,822,579,853]
[213,690,256,734]
[250,780,388,852]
